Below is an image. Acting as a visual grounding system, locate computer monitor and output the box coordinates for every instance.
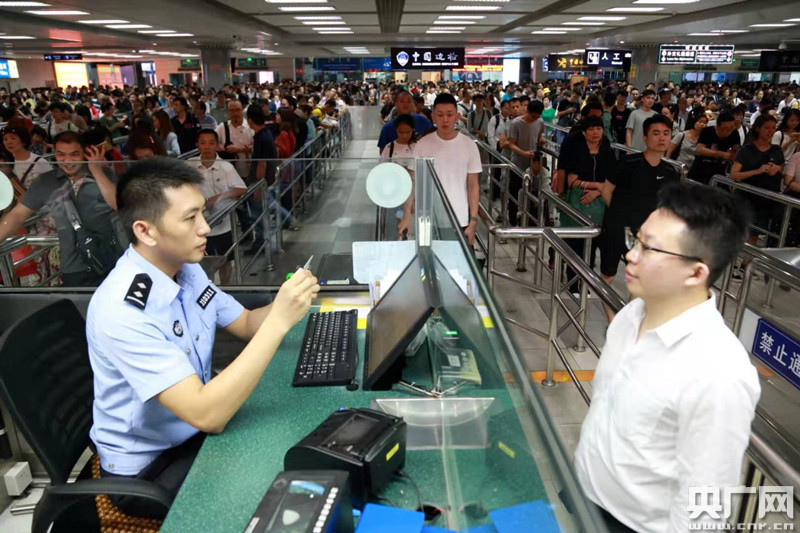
[363,249,439,390]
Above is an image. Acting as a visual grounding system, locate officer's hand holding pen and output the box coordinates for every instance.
[272,268,320,330]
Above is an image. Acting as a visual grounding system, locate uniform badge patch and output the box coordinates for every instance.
[124,273,152,310]
[197,285,217,309]
[173,320,183,337]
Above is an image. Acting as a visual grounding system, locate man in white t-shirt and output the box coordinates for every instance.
[215,99,254,179]
[191,130,246,284]
[400,94,482,245]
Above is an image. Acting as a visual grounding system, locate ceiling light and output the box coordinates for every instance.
[634,0,698,3]
[543,27,580,31]
[312,26,349,30]
[0,2,51,6]
[687,33,723,36]
[562,22,605,25]
[293,15,340,20]
[578,16,626,20]
[749,23,795,28]
[302,20,344,24]
[438,15,485,19]
[266,0,327,2]
[619,40,625,43]
[278,6,335,11]
[106,24,152,29]
[318,30,352,33]
[427,30,461,33]
[785,19,800,22]
[531,30,566,34]
[446,6,502,11]
[430,26,466,30]
[606,7,664,12]
[719,30,748,33]
[434,20,476,24]
[456,0,508,2]
[25,9,88,15]
[156,33,193,37]
[138,30,175,33]
[78,19,128,24]
[0,35,34,39]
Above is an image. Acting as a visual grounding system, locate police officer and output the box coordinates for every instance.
[86,156,319,518]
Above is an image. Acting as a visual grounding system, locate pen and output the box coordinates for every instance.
[300,255,314,271]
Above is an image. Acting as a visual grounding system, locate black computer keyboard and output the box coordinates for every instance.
[292,310,358,387]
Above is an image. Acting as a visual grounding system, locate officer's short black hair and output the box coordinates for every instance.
[117,157,204,244]
[657,182,752,287]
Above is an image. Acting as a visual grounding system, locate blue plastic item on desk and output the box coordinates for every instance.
[488,500,559,533]
[421,527,457,533]
[355,503,425,533]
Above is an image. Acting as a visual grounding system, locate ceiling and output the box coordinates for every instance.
[0,0,799,61]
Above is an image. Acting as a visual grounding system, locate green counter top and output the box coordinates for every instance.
[161,308,548,532]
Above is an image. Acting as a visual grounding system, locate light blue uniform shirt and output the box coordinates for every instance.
[87,246,244,475]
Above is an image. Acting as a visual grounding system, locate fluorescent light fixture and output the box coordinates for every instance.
[138,30,175,33]
[312,27,349,30]
[719,29,748,33]
[0,2,51,6]
[578,16,626,20]
[25,9,88,15]
[434,20,476,24]
[687,33,723,36]
[785,19,800,22]
[563,22,605,25]
[318,30,352,33]
[456,0,508,2]
[543,27,580,31]
[739,54,761,57]
[427,30,461,33]
[749,23,795,27]
[266,0,327,2]
[106,24,152,29]
[446,5,501,11]
[753,49,776,51]
[293,15,340,20]
[438,15,485,19]
[0,35,34,39]
[155,33,193,37]
[430,26,466,30]
[532,30,566,34]
[301,20,344,24]
[634,0,698,3]
[278,6,335,11]
[78,19,128,24]
[606,7,664,12]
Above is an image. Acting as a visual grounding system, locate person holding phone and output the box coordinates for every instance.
[730,114,784,250]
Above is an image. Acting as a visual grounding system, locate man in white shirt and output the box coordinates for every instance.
[215,99,253,179]
[488,100,511,202]
[626,89,657,151]
[191,130,247,284]
[399,93,482,245]
[575,182,760,533]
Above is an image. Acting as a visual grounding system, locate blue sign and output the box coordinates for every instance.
[362,57,391,71]
[0,60,9,79]
[312,58,361,72]
[752,319,800,390]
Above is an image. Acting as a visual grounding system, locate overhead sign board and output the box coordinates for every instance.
[237,57,268,69]
[390,47,464,70]
[179,58,201,70]
[752,318,800,391]
[658,44,734,65]
[453,64,504,72]
[584,49,632,71]
[0,59,18,79]
[546,54,586,71]
[44,53,83,61]
[759,50,800,72]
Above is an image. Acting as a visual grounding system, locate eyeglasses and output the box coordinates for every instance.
[624,227,704,263]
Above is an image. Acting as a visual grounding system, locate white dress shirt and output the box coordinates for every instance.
[191,156,246,236]
[574,294,760,533]
[215,120,254,178]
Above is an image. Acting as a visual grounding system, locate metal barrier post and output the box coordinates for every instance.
[0,253,16,287]
[575,239,591,352]
[487,224,496,291]
[230,210,243,285]
[377,207,387,241]
[516,175,530,272]
[274,183,284,254]
[764,205,793,308]
[263,183,275,271]
[543,248,561,388]
[535,188,547,287]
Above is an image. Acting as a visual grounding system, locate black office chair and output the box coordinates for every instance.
[0,299,174,533]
